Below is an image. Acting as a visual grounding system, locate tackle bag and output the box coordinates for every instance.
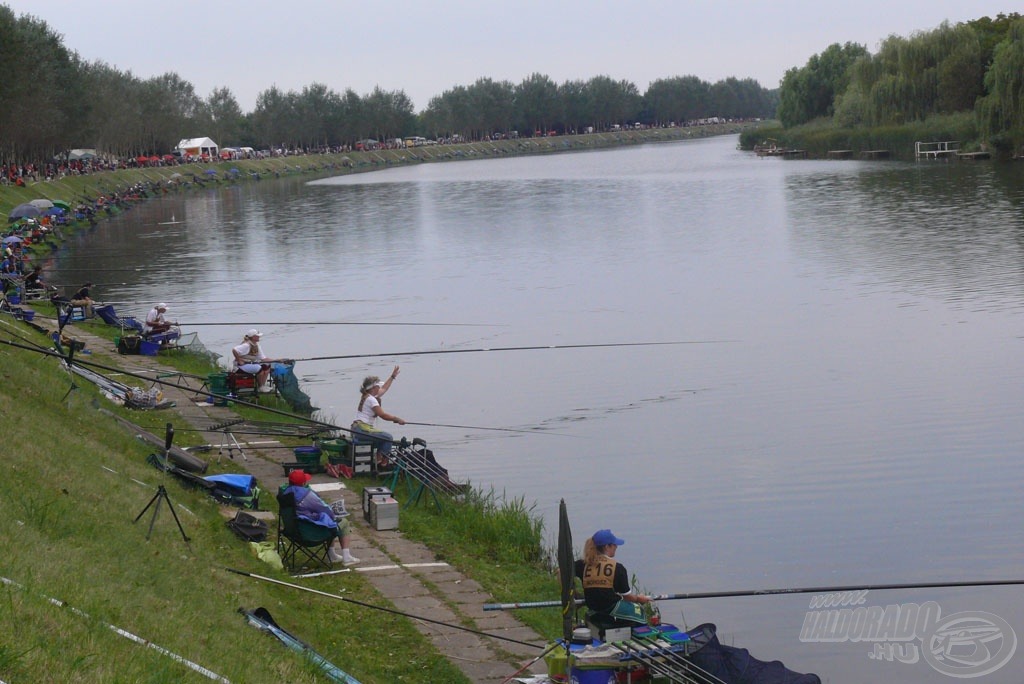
[204,474,261,510]
[117,335,141,354]
[227,511,269,542]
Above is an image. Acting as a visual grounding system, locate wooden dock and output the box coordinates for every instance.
[957,151,991,161]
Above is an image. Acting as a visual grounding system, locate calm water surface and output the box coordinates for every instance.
[48,137,1024,682]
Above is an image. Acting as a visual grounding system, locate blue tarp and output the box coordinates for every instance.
[203,473,256,497]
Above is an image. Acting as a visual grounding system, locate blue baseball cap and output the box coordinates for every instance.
[593,529,625,546]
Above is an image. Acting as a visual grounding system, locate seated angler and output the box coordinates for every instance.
[69,281,95,317]
[574,529,652,626]
[282,470,359,565]
[143,302,176,337]
[231,329,282,391]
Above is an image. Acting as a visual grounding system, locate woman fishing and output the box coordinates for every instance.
[574,529,651,623]
[351,366,405,464]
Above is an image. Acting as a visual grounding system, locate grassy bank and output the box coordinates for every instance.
[738,113,983,160]
[0,313,561,682]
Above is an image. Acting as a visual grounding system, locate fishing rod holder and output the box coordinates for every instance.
[210,419,248,462]
[133,485,192,552]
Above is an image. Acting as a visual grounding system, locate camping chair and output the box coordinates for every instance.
[276,490,334,572]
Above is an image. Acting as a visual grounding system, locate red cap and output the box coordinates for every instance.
[288,470,312,486]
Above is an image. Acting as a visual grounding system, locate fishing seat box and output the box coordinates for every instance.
[362,486,392,521]
[369,496,399,531]
[321,438,372,474]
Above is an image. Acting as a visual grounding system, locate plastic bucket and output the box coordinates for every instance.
[570,668,616,684]
[207,372,229,406]
[139,340,160,356]
[295,448,322,467]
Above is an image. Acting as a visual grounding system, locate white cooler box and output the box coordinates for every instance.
[369,497,399,531]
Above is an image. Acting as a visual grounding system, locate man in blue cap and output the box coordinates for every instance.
[574,529,651,622]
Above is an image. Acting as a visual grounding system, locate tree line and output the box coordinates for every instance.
[0,5,774,166]
[776,13,1024,150]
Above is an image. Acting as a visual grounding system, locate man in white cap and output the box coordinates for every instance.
[231,329,282,391]
[144,303,174,336]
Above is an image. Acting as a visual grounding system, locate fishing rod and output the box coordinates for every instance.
[404,421,571,436]
[0,576,229,682]
[482,578,1024,611]
[292,340,729,363]
[173,321,496,328]
[225,568,544,650]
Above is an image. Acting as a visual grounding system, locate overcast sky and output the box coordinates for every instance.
[5,1,1016,112]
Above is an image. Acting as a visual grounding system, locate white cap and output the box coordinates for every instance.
[156,303,167,309]
[245,328,262,338]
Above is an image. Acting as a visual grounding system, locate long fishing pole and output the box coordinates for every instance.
[483,578,1024,611]
[0,576,229,682]
[225,568,544,650]
[292,340,729,363]
[174,321,495,328]
[404,421,570,436]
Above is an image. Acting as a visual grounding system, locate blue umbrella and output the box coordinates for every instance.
[3,235,23,245]
[8,203,41,222]
[45,206,65,216]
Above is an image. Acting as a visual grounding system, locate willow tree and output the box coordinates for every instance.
[976,17,1024,147]
[777,42,868,127]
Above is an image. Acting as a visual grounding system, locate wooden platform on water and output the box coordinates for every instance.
[957,151,991,161]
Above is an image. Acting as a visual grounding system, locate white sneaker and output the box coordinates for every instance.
[342,555,360,566]
[328,549,345,564]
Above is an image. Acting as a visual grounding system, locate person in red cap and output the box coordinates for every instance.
[574,529,651,620]
[283,469,358,565]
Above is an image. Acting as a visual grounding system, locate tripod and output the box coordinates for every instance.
[133,422,192,552]
[134,485,192,552]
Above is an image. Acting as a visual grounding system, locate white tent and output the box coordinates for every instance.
[176,137,219,158]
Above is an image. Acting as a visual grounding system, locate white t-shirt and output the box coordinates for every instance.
[232,341,266,370]
[354,394,379,425]
[144,308,166,333]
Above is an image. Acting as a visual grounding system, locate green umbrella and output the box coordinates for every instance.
[52,200,72,211]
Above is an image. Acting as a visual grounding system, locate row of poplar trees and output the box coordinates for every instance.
[0,5,773,166]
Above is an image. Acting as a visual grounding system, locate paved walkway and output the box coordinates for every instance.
[47,318,552,683]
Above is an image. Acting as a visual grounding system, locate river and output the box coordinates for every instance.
[47,136,1024,682]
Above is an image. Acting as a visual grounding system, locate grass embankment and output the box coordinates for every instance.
[0,309,561,682]
[738,113,983,160]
